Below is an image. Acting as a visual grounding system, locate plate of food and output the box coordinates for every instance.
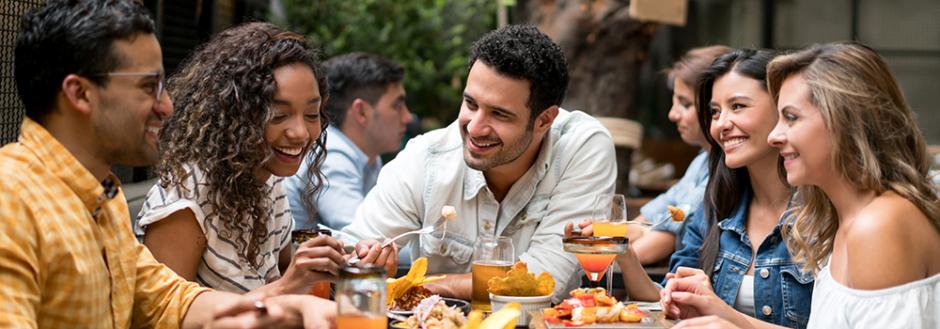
[486,261,555,326]
[539,288,666,328]
[392,297,524,329]
[387,257,448,314]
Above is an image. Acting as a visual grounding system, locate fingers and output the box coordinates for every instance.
[672,315,737,329]
[293,246,346,274]
[355,240,380,258]
[209,298,286,329]
[564,223,574,237]
[674,266,707,279]
[300,235,345,253]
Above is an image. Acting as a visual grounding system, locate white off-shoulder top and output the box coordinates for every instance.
[807,259,940,329]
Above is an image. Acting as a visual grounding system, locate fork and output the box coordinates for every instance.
[380,225,435,248]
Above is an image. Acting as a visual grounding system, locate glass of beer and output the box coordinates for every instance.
[470,235,514,312]
[335,265,387,329]
[291,228,334,299]
[591,193,628,293]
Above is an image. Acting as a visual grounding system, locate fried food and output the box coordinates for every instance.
[486,261,554,297]
[441,206,457,220]
[387,257,446,308]
[667,205,686,222]
[543,288,648,325]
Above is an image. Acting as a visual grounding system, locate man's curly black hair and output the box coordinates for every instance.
[468,25,568,119]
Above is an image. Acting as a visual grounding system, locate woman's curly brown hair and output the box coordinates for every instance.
[158,22,329,268]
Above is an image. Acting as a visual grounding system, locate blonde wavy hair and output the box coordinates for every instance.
[767,42,940,273]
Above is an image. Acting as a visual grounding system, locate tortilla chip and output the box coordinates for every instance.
[487,261,554,297]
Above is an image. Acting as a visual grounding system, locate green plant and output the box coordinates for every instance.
[275,0,497,126]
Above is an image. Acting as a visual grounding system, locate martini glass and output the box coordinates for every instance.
[563,236,629,289]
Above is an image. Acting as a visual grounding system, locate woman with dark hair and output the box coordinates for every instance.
[665,42,939,329]
[135,22,346,296]
[628,45,731,265]
[569,48,813,328]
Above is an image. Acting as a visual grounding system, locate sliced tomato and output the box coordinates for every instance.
[575,295,595,308]
[562,320,584,327]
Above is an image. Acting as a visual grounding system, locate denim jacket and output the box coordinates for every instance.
[668,191,814,329]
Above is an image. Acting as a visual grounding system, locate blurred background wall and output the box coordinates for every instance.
[1,0,937,187]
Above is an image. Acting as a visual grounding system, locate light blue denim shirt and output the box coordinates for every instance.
[339,109,617,301]
[640,151,708,249]
[285,126,381,230]
[668,191,814,329]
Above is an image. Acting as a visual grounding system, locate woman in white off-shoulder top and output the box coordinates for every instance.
[658,42,940,329]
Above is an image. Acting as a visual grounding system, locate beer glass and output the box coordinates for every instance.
[470,235,514,312]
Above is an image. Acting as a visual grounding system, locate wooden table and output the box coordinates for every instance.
[527,310,675,328]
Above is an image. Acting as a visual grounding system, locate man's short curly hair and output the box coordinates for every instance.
[468,25,568,119]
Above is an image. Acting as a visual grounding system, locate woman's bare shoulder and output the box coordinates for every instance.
[842,192,937,289]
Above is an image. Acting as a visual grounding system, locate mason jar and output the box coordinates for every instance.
[335,264,386,329]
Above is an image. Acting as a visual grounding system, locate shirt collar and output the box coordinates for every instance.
[327,126,379,171]
[19,118,121,215]
[462,125,555,201]
[717,188,797,235]
[717,190,751,235]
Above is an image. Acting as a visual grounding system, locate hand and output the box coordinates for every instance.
[203,297,287,329]
[355,239,398,277]
[563,219,595,237]
[660,268,735,321]
[672,315,744,329]
[294,295,337,329]
[280,235,346,293]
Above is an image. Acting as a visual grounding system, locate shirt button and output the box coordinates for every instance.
[759,268,770,279]
[483,222,493,231]
[762,305,772,316]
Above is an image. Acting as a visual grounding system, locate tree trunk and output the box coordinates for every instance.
[514,0,657,194]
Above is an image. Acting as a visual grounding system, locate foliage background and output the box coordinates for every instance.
[274,0,497,128]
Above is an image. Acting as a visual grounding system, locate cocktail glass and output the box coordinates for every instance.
[563,236,629,288]
[591,193,627,292]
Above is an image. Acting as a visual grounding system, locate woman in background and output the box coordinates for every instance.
[631,45,730,265]
[665,42,940,329]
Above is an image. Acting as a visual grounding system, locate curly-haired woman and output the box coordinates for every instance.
[136,22,345,296]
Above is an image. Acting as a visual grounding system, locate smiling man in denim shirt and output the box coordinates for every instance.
[340,25,617,300]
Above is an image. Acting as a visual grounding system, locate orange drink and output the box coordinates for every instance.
[592,221,628,237]
[563,236,628,287]
[309,281,331,299]
[470,260,512,311]
[336,315,385,329]
[574,253,617,282]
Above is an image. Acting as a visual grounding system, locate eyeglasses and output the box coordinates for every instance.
[93,71,166,104]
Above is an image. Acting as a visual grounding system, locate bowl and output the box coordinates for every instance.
[489,293,552,326]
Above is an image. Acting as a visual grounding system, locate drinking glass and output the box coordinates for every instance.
[291,228,334,299]
[335,265,386,329]
[470,235,514,312]
[591,193,627,293]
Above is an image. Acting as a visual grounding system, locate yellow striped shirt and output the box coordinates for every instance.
[0,118,210,328]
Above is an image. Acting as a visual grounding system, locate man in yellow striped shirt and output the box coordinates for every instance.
[0,1,334,328]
